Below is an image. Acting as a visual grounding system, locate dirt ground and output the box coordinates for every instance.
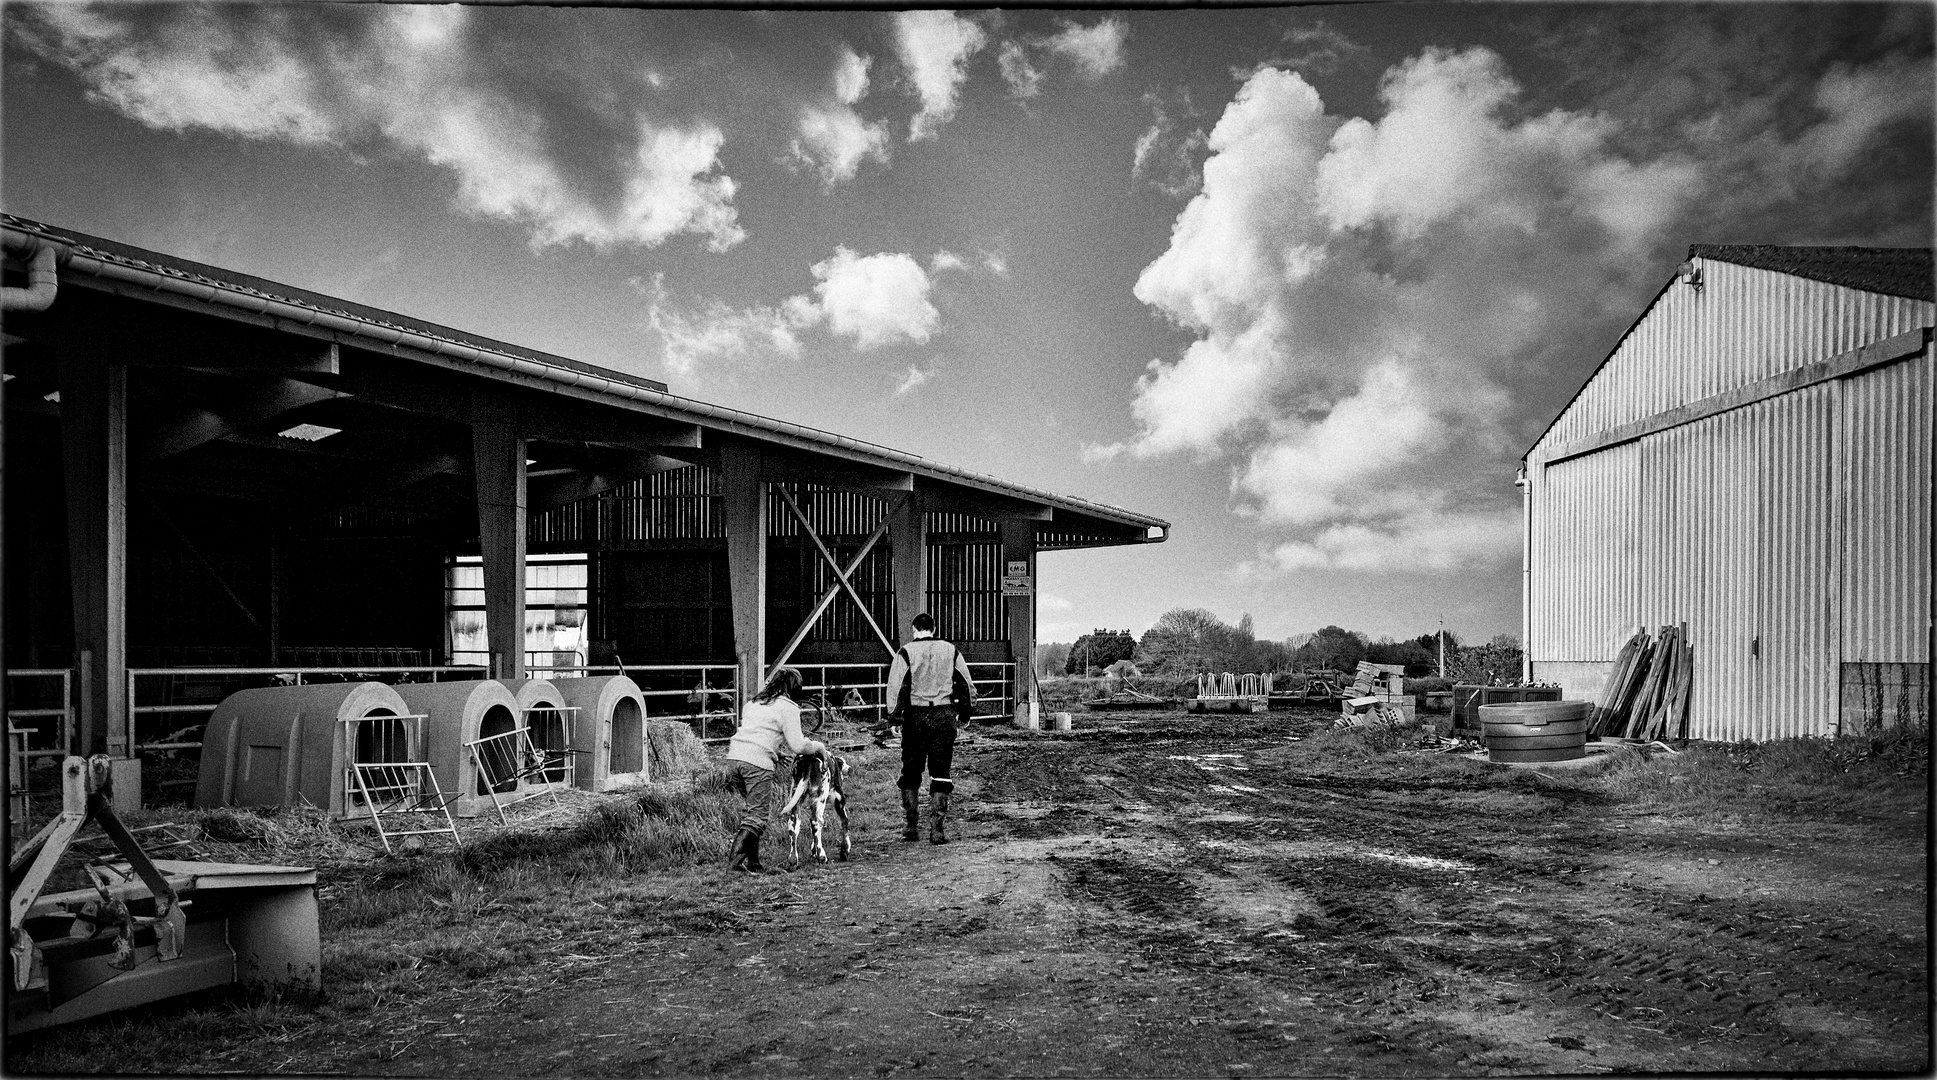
[8,708,1930,1076]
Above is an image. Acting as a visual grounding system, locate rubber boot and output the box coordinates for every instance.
[727,827,763,873]
[928,790,950,845]
[899,789,921,841]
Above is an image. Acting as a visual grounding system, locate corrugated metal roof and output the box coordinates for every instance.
[1525,245,1935,459]
[0,213,672,396]
[1689,244,1934,303]
[2,215,1168,538]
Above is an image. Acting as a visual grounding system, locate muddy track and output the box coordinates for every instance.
[8,712,1922,1077]
[998,720,1927,1072]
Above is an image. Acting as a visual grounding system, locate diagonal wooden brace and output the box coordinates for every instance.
[769,489,900,675]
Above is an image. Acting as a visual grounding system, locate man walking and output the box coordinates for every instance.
[884,612,976,844]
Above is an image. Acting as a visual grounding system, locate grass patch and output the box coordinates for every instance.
[1591,733,1928,825]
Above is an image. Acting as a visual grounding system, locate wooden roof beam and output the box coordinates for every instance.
[140,377,348,463]
[529,447,689,512]
[921,483,1053,522]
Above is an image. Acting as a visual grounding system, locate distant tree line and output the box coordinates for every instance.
[1037,608,1525,682]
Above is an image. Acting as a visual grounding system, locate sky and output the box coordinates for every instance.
[4,3,1931,648]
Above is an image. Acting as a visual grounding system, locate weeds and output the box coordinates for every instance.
[1592,733,1927,825]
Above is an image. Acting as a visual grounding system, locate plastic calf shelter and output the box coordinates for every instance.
[195,682,419,818]
[547,676,649,791]
[390,680,530,818]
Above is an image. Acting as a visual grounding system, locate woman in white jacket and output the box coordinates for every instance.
[723,667,825,873]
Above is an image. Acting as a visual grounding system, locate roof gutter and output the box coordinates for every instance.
[6,222,1165,536]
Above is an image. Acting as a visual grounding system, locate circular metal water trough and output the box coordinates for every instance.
[1480,700,1592,763]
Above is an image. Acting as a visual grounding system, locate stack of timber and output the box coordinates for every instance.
[1589,624,1693,741]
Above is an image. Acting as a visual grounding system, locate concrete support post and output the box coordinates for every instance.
[473,408,527,681]
[722,443,767,711]
[888,490,926,643]
[59,348,128,757]
[1001,519,1038,728]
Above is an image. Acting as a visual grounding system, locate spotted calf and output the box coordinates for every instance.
[780,749,851,865]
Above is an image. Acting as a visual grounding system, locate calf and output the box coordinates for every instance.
[779,749,851,865]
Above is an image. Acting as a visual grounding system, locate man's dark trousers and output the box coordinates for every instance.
[898,704,956,794]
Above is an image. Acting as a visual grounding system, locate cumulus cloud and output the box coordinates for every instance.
[895,10,986,140]
[930,250,966,273]
[645,247,940,375]
[998,41,1043,100]
[1044,16,1128,80]
[790,47,890,185]
[14,4,746,251]
[1108,42,1928,572]
[1246,508,1523,574]
[639,274,804,379]
[796,247,940,349]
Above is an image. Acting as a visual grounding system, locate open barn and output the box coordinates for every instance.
[1,215,1168,797]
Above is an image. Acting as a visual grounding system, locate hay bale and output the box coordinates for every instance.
[647,719,715,782]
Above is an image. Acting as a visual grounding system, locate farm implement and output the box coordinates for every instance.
[8,756,319,1033]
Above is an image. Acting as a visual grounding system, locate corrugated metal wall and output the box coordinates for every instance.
[1543,262,1934,448]
[1755,383,1836,740]
[1529,442,1639,661]
[1529,265,1932,741]
[1839,350,1934,662]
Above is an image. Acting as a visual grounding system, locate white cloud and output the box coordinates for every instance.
[1044,17,1128,80]
[832,46,872,106]
[1133,90,1209,199]
[16,4,746,251]
[931,250,967,273]
[798,248,940,349]
[24,5,338,144]
[639,274,804,379]
[895,10,987,140]
[1792,55,1933,181]
[1248,508,1522,573]
[1038,592,1074,612]
[1312,48,1697,250]
[981,250,1009,277]
[1113,48,1717,571]
[998,41,1043,100]
[646,246,941,374]
[893,365,933,396]
[790,47,890,185]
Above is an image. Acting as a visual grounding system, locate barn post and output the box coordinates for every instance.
[472,404,527,681]
[888,488,926,643]
[58,341,130,763]
[1001,518,1038,728]
[721,442,767,711]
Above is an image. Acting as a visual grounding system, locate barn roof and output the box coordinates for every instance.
[1,214,1167,546]
[1523,244,1935,461]
[1689,244,1934,303]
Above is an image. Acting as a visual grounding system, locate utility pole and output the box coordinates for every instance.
[1437,617,1445,678]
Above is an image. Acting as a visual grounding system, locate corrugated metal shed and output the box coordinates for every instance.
[1526,246,1934,741]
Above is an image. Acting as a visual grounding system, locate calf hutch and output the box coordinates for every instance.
[1522,245,1933,741]
[1,215,1168,809]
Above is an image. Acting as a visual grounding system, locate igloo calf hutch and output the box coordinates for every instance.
[195,681,428,819]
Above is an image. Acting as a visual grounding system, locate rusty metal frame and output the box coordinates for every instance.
[9,757,187,992]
